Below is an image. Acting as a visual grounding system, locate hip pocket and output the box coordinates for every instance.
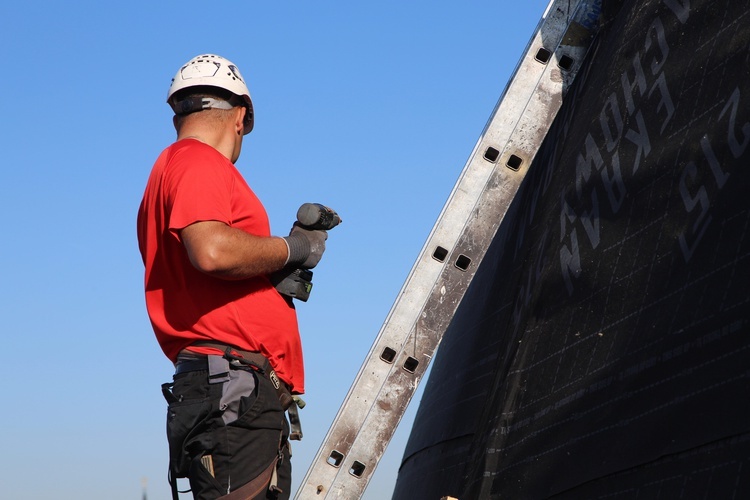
[163,373,222,477]
[233,372,285,432]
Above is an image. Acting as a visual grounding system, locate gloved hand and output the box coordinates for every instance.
[283,222,328,269]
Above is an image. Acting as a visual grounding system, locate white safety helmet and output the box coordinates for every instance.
[167,54,254,134]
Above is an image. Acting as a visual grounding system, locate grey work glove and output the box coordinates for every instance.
[283,222,328,269]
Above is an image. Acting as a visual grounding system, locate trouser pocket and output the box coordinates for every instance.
[162,371,223,480]
[222,371,290,497]
[219,366,257,425]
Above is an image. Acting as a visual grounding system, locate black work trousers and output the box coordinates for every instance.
[163,357,291,499]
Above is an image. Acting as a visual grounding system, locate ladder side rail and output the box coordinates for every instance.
[322,16,598,496]
[296,1,602,497]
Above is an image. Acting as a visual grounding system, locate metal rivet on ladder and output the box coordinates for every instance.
[403,356,419,373]
[326,450,344,468]
[558,54,574,71]
[535,47,551,64]
[506,154,523,171]
[455,254,471,271]
[380,347,396,363]
[349,461,366,478]
[433,246,448,262]
[483,146,500,163]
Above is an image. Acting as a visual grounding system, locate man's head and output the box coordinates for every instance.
[167,54,254,135]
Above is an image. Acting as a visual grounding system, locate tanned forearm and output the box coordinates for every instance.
[181,220,288,280]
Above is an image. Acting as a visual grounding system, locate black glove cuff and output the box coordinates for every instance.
[283,234,311,266]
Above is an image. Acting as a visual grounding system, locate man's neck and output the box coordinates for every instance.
[177,126,237,162]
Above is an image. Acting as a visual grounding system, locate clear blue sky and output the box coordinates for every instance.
[0,1,550,498]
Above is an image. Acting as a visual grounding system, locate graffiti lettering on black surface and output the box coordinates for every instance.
[677,87,749,261]
[559,14,679,296]
[663,0,690,24]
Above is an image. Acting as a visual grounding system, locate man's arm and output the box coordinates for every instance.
[181,220,288,280]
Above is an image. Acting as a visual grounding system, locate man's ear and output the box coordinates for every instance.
[235,107,246,135]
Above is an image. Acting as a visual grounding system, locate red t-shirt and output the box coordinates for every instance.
[137,139,304,393]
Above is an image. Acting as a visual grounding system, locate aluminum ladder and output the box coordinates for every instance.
[296,1,603,497]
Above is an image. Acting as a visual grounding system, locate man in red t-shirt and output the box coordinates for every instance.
[138,54,328,500]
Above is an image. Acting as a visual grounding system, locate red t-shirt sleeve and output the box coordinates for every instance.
[166,143,235,237]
